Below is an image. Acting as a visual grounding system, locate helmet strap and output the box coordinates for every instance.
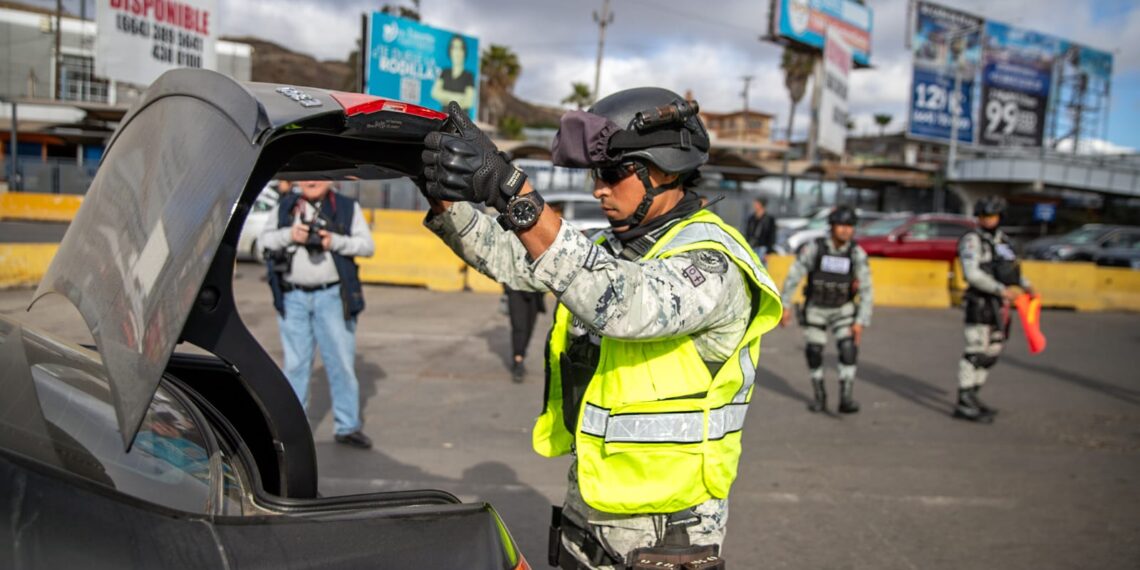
[608,162,682,230]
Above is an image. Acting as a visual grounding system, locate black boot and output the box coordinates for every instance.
[511,359,525,384]
[953,388,994,423]
[971,386,998,416]
[838,380,860,414]
[808,378,827,413]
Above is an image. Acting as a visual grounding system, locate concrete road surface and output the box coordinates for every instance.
[3,265,1138,569]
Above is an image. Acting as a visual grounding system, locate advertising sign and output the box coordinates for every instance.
[979,22,1060,147]
[818,30,851,156]
[364,13,479,120]
[907,1,982,143]
[95,0,218,86]
[769,0,873,67]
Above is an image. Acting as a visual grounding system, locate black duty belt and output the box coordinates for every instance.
[282,281,340,293]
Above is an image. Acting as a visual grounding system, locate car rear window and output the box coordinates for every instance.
[862,217,908,236]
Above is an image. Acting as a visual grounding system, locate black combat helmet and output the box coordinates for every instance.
[974,195,1007,217]
[589,87,710,174]
[828,205,858,226]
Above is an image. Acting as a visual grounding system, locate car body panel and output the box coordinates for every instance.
[236,187,282,261]
[1025,224,1140,261]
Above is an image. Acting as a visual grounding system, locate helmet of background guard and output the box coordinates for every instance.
[828,205,858,226]
[974,196,1007,217]
[589,87,709,174]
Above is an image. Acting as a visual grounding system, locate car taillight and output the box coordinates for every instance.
[328,91,447,120]
[513,555,531,570]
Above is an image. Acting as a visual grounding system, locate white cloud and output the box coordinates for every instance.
[1054,137,1135,155]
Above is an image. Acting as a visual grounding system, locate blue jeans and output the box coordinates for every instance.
[278,285,362,436]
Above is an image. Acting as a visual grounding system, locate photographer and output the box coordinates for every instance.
[260,180,375,449]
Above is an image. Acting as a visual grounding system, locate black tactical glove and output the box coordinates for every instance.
[421,101,527,212]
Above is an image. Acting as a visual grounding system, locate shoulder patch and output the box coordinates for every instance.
[691,250,729,274]
[682,264,707,287]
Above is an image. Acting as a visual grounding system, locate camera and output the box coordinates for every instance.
[305,215,331,253]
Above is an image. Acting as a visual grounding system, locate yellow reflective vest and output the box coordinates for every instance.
[532,209,782,514]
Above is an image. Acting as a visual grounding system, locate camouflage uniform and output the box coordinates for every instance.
[426,201,757,568]
[781,238,873,384]
[957,229,1029,390]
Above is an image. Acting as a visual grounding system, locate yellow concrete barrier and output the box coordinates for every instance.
[0,244,58,288]
[764,255,803,304]
[1021,261,1101,311]
[1096,267,1140,311]
[867,258,952,308]
[0,193,83,222]
[359,210,466,291]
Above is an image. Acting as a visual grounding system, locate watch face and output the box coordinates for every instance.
[511,200,540,227]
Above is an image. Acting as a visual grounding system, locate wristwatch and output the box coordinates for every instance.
[497,191,546,231]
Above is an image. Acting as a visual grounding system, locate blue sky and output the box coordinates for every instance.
[24,0,1140,152]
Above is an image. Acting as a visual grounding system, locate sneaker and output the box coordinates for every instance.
[334,431,373,449]
[511,360,525,384]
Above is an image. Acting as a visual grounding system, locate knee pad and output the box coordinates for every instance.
[838,338,858,365]
[805,343,824,369]
[964,353,998,369]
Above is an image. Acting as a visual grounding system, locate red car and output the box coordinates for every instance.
[856,214,977,261]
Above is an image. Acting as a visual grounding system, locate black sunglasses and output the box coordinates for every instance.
[591,163,637,184]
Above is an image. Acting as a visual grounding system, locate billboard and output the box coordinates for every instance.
[769,0,873,67]
[818,30,851,157]
[979,22,1060,147]
[906,1,982,143]
[95,0,218,86]
[363,13,479,120]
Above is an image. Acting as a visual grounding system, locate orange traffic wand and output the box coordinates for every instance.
[1014,293,1047,354]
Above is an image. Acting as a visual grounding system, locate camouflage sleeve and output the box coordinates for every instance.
[530,221,750,342]
[780,240,816,308]
[853,246,873,327]
[423,201,548,292]
[958,233,1004,295]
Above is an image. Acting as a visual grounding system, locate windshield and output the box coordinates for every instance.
[861,217,909,237]
[1063,227,1105,245]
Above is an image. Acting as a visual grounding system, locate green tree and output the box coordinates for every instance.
[480,44,522,125]
[380,2,420,21]
[780,47,816,145]
[562,82,593,110]
[498,115,525,140]
[874,113,893,137]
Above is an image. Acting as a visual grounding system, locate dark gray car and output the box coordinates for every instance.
[1024,224,1140,261]
[1,69,528,570]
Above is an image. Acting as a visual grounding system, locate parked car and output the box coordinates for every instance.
[544,191,609,233]
[781,209,899,254]
[857,213,976,261]
[1,69,528,570]
[1024,224,1140,261]
[236,185,285,261]
[1094,243,1140,269]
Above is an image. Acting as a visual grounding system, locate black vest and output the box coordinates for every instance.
[806,237,856,308]
[963,229,1021,298]
[267,192,366,320]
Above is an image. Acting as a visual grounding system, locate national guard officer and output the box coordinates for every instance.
[418,89,782,569]
[955,195,1033,423]
[780,206,873,414]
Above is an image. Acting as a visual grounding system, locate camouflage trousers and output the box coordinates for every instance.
[802,302,857,382]
[559,460,728,569]
[958,323,1005,389]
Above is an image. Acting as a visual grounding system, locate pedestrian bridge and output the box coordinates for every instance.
[951,149,1140,198]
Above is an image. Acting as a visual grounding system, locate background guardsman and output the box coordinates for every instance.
[780,206,873,414]
[418,89,781,569]
[954,196,1034,423]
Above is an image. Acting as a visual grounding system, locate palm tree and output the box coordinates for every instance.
[480,44,521,125]
[874,113,892,137]
[380,2,420,20]
[562,82,593,110]
[780,47,816,145]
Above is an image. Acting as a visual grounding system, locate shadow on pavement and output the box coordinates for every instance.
[1003,355,1140,407]
[857,360,951,416]
[476,323,514,371]
[758,365,813,407]
[306,355,387,435]
[316,443,552,565]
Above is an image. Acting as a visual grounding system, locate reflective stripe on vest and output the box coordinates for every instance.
[653,221,778,295]
[580,401,749,443]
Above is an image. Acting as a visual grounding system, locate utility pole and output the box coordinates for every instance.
[55,0,63,100]
[592,0,614,102]
[739,75,754,141]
